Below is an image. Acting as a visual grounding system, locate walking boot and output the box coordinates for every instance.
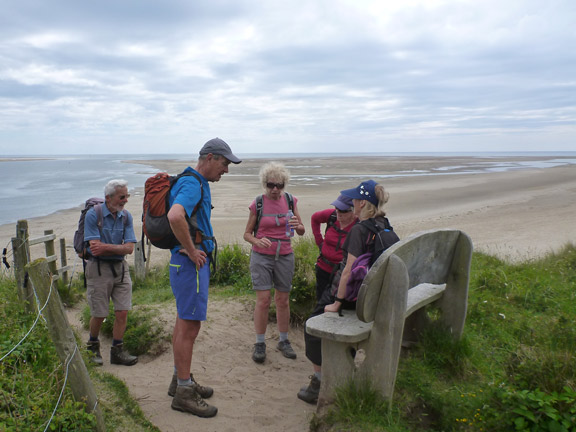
[110,343,138,366]
[171,384,218,417]
[252,342,266,363]
[297,375,320,404]
[86,341,103,366]
[277,339,297,359]
[168,374,214,399]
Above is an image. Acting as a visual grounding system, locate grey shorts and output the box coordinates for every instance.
[85,259,132,317]
[249,251,295,292]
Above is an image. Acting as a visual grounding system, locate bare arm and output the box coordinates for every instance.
[243,210,273,249]
[167,203,207,267]
[89,240,134,257]
[291,203,306,236]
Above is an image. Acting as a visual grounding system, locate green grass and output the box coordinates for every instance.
[4,242,576,430]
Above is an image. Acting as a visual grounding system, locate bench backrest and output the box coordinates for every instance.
[356,229,472,338]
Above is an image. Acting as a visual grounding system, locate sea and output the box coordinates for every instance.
[1,152,575,227]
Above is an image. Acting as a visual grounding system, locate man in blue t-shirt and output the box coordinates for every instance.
[167,138,241,418]
[84,179,138,367]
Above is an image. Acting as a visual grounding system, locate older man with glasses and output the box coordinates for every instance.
[84,179,138,367]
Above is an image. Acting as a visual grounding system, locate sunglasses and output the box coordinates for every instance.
[266,182,285,190]
[118,194,130,200]
[336,208,352,213]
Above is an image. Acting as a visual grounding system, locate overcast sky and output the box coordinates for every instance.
[1,0,574,155]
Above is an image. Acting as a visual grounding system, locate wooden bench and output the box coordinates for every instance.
[306,229,473,410]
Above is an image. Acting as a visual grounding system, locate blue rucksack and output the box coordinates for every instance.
[344,218,399,302]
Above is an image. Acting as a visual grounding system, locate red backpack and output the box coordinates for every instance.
[142,171,203,250]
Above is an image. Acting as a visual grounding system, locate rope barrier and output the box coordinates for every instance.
[0,276,54,362]
[42,344,78,432]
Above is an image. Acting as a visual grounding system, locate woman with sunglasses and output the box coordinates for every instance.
[243,162,305,364]
[310,194,358,301]
[298,179,393,404]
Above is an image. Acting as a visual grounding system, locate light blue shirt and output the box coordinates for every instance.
[84,203,136,260]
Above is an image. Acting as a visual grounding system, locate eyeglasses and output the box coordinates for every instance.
[118,194,130,200]
[266,182,285,190]
[336,208,352,213]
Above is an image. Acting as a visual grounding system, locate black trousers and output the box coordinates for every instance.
[305,275,355,366]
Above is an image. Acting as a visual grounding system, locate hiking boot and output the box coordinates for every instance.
[86,341,103,366]
[297,375,321,404]
[277,339,297,359]
[168,374,214,399]
[110,343,138,366]
[252,342,266,363]
[171,384,218,418]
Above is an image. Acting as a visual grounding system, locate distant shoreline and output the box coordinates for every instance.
[1,156,575,267]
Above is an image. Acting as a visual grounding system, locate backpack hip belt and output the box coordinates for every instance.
[270,237,291,261]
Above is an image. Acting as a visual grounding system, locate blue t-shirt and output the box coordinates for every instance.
[84,204,137,261]
[168,167,214,253]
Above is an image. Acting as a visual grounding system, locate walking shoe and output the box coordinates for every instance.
[277,339,297,359]
[171,384,218,418]
[252,342,266,363]
[297,375,321,404]
[86,341,103,366]
[168,374,214,399]
[110,343,138,366]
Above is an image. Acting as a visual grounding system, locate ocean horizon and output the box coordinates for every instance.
[1,152,575,227]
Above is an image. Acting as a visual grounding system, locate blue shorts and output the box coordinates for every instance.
[169,253,210,321]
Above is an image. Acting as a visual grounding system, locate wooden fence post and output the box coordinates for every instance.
[134,240,146,282]
[26,259,106,432]
[59,238,69,286]
[12,220,34,313]
[44,229,58,277]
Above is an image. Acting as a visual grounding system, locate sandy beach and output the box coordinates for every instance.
[2,155,576,431]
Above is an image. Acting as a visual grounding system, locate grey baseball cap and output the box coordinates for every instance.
[199,137,242,164]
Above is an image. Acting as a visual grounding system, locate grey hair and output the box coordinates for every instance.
[104,179,128,197]
[259,162,290,189]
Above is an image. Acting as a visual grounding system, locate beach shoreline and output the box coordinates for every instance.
[2,156,575,269]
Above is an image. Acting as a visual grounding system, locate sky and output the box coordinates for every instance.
[0,0,574,155]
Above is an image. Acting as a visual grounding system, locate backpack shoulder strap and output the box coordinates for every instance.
[324,210,338,234]
[94,203,104,233]
[173,171,205,216]
[284,192,294,211]
[360,218,380,235]
[253,194,264,236]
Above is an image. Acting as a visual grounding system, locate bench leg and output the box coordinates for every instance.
[316,338,357,412]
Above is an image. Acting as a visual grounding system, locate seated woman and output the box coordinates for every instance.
[243,162,305,364]
[298,180,395,404]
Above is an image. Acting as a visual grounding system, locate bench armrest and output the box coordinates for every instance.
[405,283,446,317]
[306,310,372,343]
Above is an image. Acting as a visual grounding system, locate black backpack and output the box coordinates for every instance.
[361,217,400,266]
